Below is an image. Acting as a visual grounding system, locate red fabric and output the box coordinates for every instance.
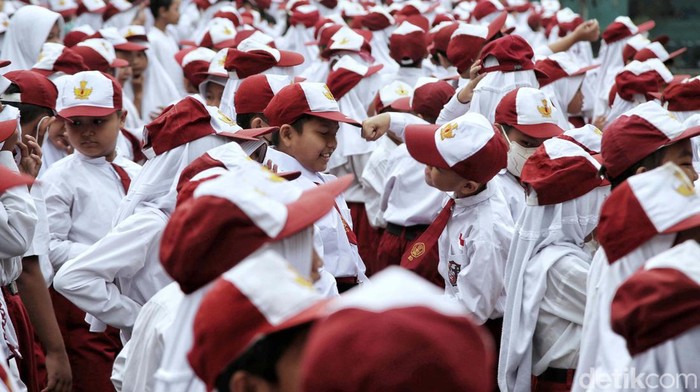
[360,12,392,31]
[447,34,487,74]
[50,287,121,392]
[662,77,700,111]
[332,203,358,245]
[234,75,276,114]
[290,8,320,27]
[479,35,537,74]
[144,97,217,155]
[412,81,455,122]
[119,129,146,163]
[3,289,45,392]
[615,70,662,101]
[389,30,428,65]
[4,71,59,111]
[611,267,700,355]
[347,202,382,277]
[431,22,459,54]
[326,68,364,100]
[224,49,278,78]
[531,372,575,392]
[377,227,442,287]
[48,47,89,75]
[400,199,454,283]
[110,162,132,193]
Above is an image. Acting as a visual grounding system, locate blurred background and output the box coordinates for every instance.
[561,0,700,74]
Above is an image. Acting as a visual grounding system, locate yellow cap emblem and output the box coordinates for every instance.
[395,86,409,96]
[674,170,695,197]
[322,85,335,101]
[217,110,236,126]
[73,80,93,100]
[440,122,457,141]
[537,99,552,118]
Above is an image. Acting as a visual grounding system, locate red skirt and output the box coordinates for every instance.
[2,287,45,392]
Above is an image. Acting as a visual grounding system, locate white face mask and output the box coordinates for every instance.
[502,128,537,178]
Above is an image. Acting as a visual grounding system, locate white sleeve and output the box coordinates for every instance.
[53,211,166,332]
[544,256,588,325]
[436,92,471,125]
[388,113,429,141]
[0,151,37,258]
[111,340,128,391]
[456,240,508,324]
[42,171,90,269]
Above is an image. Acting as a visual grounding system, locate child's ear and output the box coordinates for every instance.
[251,116,266,129]
[278,124,296,147]
[119,111,128,128]
[462,180,482,195]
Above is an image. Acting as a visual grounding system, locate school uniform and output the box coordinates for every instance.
[495,170,526,223]
[148,27,187,96]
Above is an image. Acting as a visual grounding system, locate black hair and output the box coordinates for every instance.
[235,112,266,130]
[270,114,314,147]
[150,0,173,19]
[2,84,54,126]
[600,147,668,189]
[214,324,310,392]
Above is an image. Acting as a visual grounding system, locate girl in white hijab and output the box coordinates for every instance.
[1,5,64,72]
[499,129,609,392]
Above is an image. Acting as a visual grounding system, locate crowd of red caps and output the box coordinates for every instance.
[0,0,699,391]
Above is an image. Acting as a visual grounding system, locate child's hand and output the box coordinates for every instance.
[361,113,391,141]
[265,159,279,173]
[574,19,600,42]
[457,62,486,104]
[47,119,73,155]
[593,115,607,131]
[18,134,42,178]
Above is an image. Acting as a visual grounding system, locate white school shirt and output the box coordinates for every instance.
[114,282,184,392]
[53,206,173,339]
[42,152,141,270]
[495,170,526,223]
[379,67,430,90]
[359,135,399,228]
[381,144,443,227]
[147,28,186,96]
[436,90,471,125]
[265,148,367,280]
[438,181,514,324]
[0,152,37,360]
[572,235,676,392]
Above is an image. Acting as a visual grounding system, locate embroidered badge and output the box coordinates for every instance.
[537,99,553,118]
[448,261,461,286]
[217,110,236,126]
[395,85,409,96]
[440,122,457,140]
[408,242,426,262]
[674,170,695,197]
[73,80,93,100]
[323,85,335,101]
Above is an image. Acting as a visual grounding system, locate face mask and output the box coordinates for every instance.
[502,128,537,178]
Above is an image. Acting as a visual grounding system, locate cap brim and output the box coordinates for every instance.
[307,111,361,126]
[278,50,306,67]
[216,131,260,142]
[0,119,16,142]
[506,4,531,12]
[278,170,301,181]
[0,166,34,192]
[58,106,117,120]
[180,40,197,47]
[29,68,53,76]
[404,123,450,169]
[235,126,279,139]
[111,58,129,68]
[663,211,700,234]
[669,126,700,145]
[637,20,655,33]
[214,39,239,50]
[487,11,507,39]
[0,60,10,68]
[114,42,148,52]
[667,47,687,60]
[276,174,353,239]
[513,122,564,138]
[390,96,411,111]
[366,64,384,77]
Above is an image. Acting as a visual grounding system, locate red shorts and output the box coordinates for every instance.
[377,224,443,288]
[347,202,383,277]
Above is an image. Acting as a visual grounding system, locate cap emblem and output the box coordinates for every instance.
[537,99,552,118]
[74,80,93,100]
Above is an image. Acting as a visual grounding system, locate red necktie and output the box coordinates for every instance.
[400,198,455,280]
[333,203,358,245]
[111,163,131,193]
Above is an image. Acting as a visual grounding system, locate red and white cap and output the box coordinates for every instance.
[0,118,18,150]
[101,0,133,22]
[187,250,326,390]
[0,165,34,194]
[558,124,603,155]
[300,267,495,392]
[31,43,89,77]
[391,77,455,122]
[452,2,476,21]
[2,70,59,111]
[143,96,265,157]
[430,21,460,55]
[162,153,351,296]
[358,6,394,31]
[234,74,294,114]
[48,0,79,17]
[612,59,673,102]
[196,48,228,81]
[549,7,583,37]
[57,70,122,119]
[602,16,655,44]
[389,21,428,65]
[322,26,373,61]
[495,87,564,138]
[660,75,700,112]
[121,25,149,43]
[213,5,243,27]
[633,41,687,63]
[196,18,238,49]
[326,55,382,100]
[264,82,361,127]
[446,13,506,74]
[521,135,606,206]
[405,112,508,183]
[373,80,413,114]
[77,0,107,14]
[611,240,700,356]
[64,25,96,48]
[234,29,276,48]
[622,34,651,63]
[176,47,217,87]
[92,28,148,51]
[535,52,599,87]
[479,34,542,76]
[471,0,505,23]
[73,39,129,72]
[505,0,531,13]
[224,39,305,79]
[290,4,321,28]
[598,162,700,263]
[601,101,699,179]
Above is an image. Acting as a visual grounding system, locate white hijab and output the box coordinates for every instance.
[592,38,631,119]
[499,187,608,392]
[541,73,584,127]
[113,135,229,225]
[277,24,319,75]
[1,5,63,72]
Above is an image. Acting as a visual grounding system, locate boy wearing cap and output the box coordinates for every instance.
[402,112,513,326]
[494,87,565,222]
[1,71,75,392]
[263,82,367,292]
[148,0,186,95]
[42,70,141,391]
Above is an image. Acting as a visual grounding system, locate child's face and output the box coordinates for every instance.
[165,0,181,25]
[424,165,467,193]
[46,21,61,44]
[132,51,148,78]
[204,82,225,107]
[660,139,698,183]
[65,112,124,161]
[284,117,339,173]
[567,87,584,114]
